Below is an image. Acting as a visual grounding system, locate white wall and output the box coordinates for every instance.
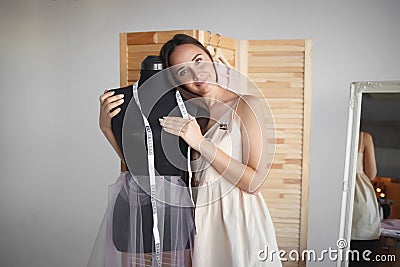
[1,0,399,266]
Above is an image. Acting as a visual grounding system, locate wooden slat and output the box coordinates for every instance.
[155,30,196,43]
[249,40,305,52]
[250,51,304,57]
[273,217,301,224]
[127,61,141,70]
[249,72,304,78]
[274,125,303,131]
[272,108,304,114]
[128,72,140,81]
[127,51,160,58]
[262,190,301,197]
[268,198,301,205]
[248,67,304,73]
[269,209,301,218]
[127,44,164,52]
[126,32,157,45]
[126,30,196,45]
[299,39,312,267]
[251,75,304,82]
[271,169,301,175]
[272,157,302,164]
[249,56,304,63]
[272,113,302,120]
[269,102,303,109]
[248,60,304,68]
[119,33,129,172]
[239,40,249,76]
[249,40,305,46]
[119,33,128,87]
[258,88,304,99]
[273,118,303,124]
[267,173,302,179]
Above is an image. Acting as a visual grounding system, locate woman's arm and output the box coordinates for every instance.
[101,128,126,165]
[197,95,268,194]
[362,132,377,181]
[160,95,270,194]
[99,90,126,164]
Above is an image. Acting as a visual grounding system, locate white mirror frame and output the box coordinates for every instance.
[337,81,400,267]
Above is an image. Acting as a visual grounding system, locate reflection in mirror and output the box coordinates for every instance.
[338,82,400,267]
[361,93,400,219]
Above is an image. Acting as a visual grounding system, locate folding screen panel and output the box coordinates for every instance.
[240,39,312,267]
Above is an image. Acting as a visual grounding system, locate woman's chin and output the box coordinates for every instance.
[196,83,215,95]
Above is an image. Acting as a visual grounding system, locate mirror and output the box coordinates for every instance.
[338,81,400,267]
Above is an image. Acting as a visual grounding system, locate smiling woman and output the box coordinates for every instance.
[159,34,282,266]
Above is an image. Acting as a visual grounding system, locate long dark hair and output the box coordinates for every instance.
[160,34,214,68]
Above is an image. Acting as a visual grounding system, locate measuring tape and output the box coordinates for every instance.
[132,82,194,266]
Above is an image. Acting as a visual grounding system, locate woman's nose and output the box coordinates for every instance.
[191,69,200,81]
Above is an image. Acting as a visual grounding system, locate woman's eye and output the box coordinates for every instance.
[195,58,203,65]
[178,69,187,76]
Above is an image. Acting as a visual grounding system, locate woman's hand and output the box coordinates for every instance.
[98,89,126,164]
[99,90,124,132]
[159,115,205,152]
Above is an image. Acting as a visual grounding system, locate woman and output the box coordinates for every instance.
[159,34,282,266]
[351,131,380,240]
[349,131,381,266]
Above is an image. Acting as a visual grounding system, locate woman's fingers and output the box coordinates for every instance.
[99,90,115,104]
[159,115,205,151]
[159,117,186,136]
[100,90,124,106]
[104,94,124,107]
[99,90,125,131]
[159,117,192,133]
[162,126,181,136]
[105,97,124,114]
[109,107,121,117]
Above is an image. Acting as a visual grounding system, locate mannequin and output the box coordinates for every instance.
[88,56,209,266]
[110,56,206,253]
[110,55,204,177]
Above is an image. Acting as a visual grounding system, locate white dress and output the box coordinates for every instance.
[191,97,282,267]
[351,133,381,240]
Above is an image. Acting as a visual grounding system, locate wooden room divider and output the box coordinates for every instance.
[119,29,311,267]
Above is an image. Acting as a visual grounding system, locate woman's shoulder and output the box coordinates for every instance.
[362,131,374,145]
[360,131,374,143]
[361,131,372,138]
[238,94,260,103]
[359,131,374,152]
[236,94,263,115]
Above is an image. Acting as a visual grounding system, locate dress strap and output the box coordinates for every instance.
[229,95,241,125]
[358,132,364,153]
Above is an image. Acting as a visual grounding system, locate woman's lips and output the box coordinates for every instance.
[195,76,208,87]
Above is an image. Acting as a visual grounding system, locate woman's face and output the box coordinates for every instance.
[168,44,217,96]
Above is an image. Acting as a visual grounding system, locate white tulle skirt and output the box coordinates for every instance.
[88,171,195,267]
